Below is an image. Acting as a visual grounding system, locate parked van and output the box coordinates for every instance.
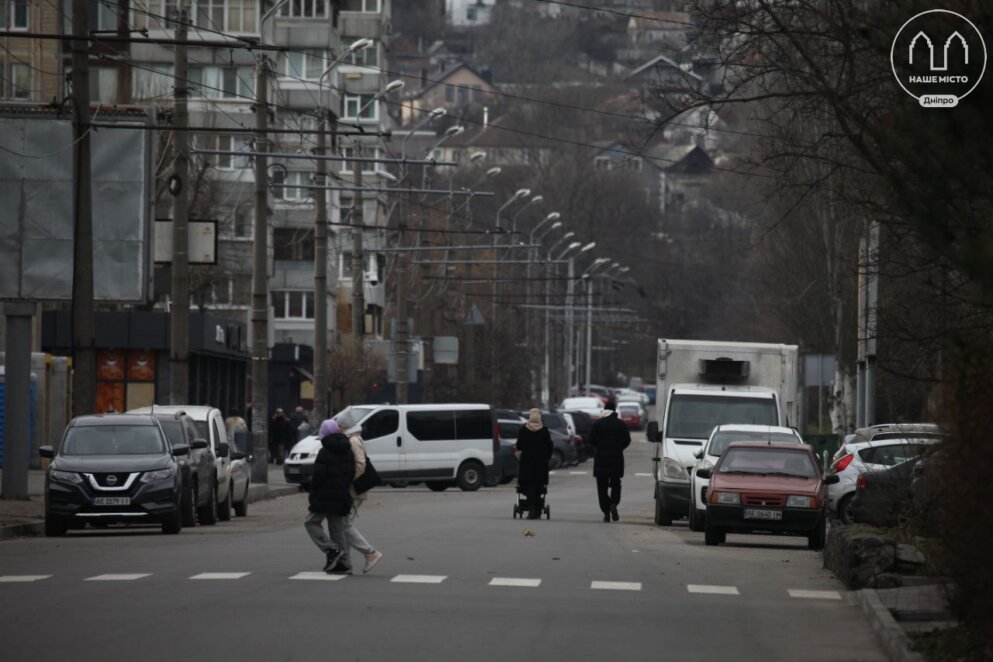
[287,404,498,492]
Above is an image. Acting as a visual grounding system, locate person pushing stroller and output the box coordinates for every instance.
[516,408,553,519]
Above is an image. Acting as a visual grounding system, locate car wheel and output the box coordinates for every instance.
[426,481,450,492]
[704,518,725,546]
[180,484,197,527]
[217,482,232,521]
[654,497,673,526]
[688,496,704,532]
[549,450,564,470]
[44,512,67,537]
[456,462,485,492]
[837,493,855,525]
[198,480,218,525]
[162,498,182,535]
[233,484,248,518]
[808,516,826,550]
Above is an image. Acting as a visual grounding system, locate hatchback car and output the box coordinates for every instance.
[40,414,188,536]
[541,412,578,468]
[698,442,838,549]
[616,402,645,430]
[151,411,215,527]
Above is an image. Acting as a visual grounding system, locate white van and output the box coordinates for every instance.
[287,404,498,492]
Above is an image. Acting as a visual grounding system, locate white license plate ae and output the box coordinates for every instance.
[743,508,782,520]
[93,497,130,506]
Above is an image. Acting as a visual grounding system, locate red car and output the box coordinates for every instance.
[616,403,643,430]
[696,442,839,549]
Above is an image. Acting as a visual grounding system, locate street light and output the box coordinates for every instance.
[400,106,446,164]
[356,79,404,119]
[548,231,576,256]
[425,124,464,160]
[559,241,595,401]
[537,220,562,242]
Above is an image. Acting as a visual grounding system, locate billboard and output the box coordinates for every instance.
[0,109,154,302]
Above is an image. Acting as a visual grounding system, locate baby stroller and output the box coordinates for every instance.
[513,482,550,519]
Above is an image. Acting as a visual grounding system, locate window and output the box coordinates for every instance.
[664,395,778,440]
[279,0,328,18]
[94,0,119,31]
[271,170,312,201]
[131,64,174,101]
[407,411,456,442]
[455,410,492,441]
[594,156,611,171]
[457,86,468,105]
[272,291,314,319]
[3,0,28,30]
[203,134,249,170]
[339,146,383,175]
[472,84,482,101]
[280,49,327,80]
[466,6,477,22]
[4,63,31,99]
[340,252,352,278]
[133,1,256,33]
[89,67,118,103]
[859,443,927,467]
[344,41,379,67]
[343,94,376,121]
[444,86,454,102]
[189,66,254,99]
[362,409,399,439]
[342,0,380,12]
[273,228,315,261]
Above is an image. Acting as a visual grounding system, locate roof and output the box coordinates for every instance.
[71,414,158,426]
[626,53,704,83]
[415,61,491,97]
[627,10,692,28]
[128,405,219,420]
[712,425,797,434]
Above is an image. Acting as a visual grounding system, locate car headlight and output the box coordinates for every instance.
[787,495,815,508]
[140,466,177,483]
[714,491,740,505]
[662,457,688,481]
[49,470,83,484]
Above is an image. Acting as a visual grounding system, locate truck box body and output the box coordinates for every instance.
[651,339,799,524]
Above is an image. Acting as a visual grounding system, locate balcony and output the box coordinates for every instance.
[339,12,387,40]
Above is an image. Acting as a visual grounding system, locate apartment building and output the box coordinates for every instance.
[0,0,62,102]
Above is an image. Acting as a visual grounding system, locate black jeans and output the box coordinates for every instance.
[521,483,544,514]
[596,476,621,514]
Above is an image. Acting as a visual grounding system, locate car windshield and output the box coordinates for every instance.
[498,422,522,439]
[541,414,566,431]
[717,447,817,478]
[708,430,800,457]
[665,394,778,440]
[157,420,186,447]
[193,420,209,439]
[61,425,166,456]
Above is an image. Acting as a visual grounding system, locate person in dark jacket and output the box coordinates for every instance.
[303,419,352,573]
[516,408,553,519]
[269,408,294,465]
[588,399,631,522]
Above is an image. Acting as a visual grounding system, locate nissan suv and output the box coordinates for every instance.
[40,414,187,536]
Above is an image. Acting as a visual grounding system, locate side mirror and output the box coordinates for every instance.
[39,445,55,459]
[695,467,712,479]
[172,443,190,457]
[646,421,659,443]
[217,442,230,458]
[231,450,246,461]
[823,473,840,485]
[191,439,209,450]
[693,450,703,460]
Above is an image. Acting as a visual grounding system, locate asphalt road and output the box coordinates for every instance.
[0,437,885,662]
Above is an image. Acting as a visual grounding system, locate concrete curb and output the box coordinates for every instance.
[247,484,301,504]
[0,521,45,539]
[856,588,925,662]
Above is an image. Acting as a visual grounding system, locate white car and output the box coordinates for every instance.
[284,405,377,487]
[687,424,804,532]
[614,388,649,406]
[129,405,235,521]
[559,397,604,417]
[828,437,940,523]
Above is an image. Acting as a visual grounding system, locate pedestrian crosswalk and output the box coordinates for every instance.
[0,573,844,599]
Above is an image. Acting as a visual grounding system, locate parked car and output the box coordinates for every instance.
[615,388,649,406]
[644,386,657,405]
[541,411,579,467]
[562,409,594,461]
[559,397,604,417]
[828,437,940,523]
[697,442,839,549]
[39,414,187,536]
[151,411,216,526]
[228,440,251,518]
[490,418,524,486]
[616,402,645,430]
[833,423,943,462]
[850,455,922,528]
[129,405,234,521]
[284,405,377,487]
[687,424,804,532]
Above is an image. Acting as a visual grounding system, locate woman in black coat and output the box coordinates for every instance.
[588,402,632,522]
[304,420,354,571]
[517,408,553,519]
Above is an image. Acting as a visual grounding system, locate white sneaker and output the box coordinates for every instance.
[363,550,383,574]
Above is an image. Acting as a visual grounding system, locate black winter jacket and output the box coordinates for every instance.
[308,433,355,515]
[588,412,632,478]
[516,426,553,487]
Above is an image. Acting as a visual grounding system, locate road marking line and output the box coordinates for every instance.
[0,575,52,583]
[391,574,446,584]
[635,473,652,477]
[85,573,151,581]
[489,578,541,587]
[189,572,250,580]
[788,589,842,600]
[591,581,642,591]
[687,584,739,595]
[569,471,587,475]
[289,572,347,582]
[548,471,558,475]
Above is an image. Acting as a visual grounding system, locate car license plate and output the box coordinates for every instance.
[743,508,782,520]
[93,497,130,506]
[285,467,299,475]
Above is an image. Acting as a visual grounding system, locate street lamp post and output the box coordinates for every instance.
[524,211,558,400]
[582,257,610,392]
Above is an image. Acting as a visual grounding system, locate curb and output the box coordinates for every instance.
[246,484,301,504]
[856,588,925,662]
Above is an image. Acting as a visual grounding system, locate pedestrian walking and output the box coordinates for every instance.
[588,399,631,522]
[303,419,350,573]
[296,416,312,441]
[268,408,293,464]
[516,408,553,520]
[327,414,383,575]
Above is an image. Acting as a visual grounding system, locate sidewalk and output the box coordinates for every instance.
[0,464,301,538]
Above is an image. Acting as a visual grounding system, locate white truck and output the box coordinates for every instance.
[646,339,799,526]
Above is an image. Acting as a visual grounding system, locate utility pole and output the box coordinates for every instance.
[351,149,365,341]
[564,258,575,397]
[585,278,593,392]
[396,217,409,403]
[70,0,95,416]
[250,60,270,483]
[313,110,329,421]
[169,7,190,405]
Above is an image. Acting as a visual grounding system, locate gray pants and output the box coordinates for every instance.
[304,511,342,555]
[329,508,375,569]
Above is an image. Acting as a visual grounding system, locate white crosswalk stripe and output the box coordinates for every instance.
[189,572,250,580]
[569,471,587,475]
[391,574,447,584]
[0,575,51,583]
[489,578,541,587]
[85,574,151,581]
[635,472,653,477]
[290,572,348,582]
[591,581,642,591]
[788,589,842,600]
[687,584,739,595]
